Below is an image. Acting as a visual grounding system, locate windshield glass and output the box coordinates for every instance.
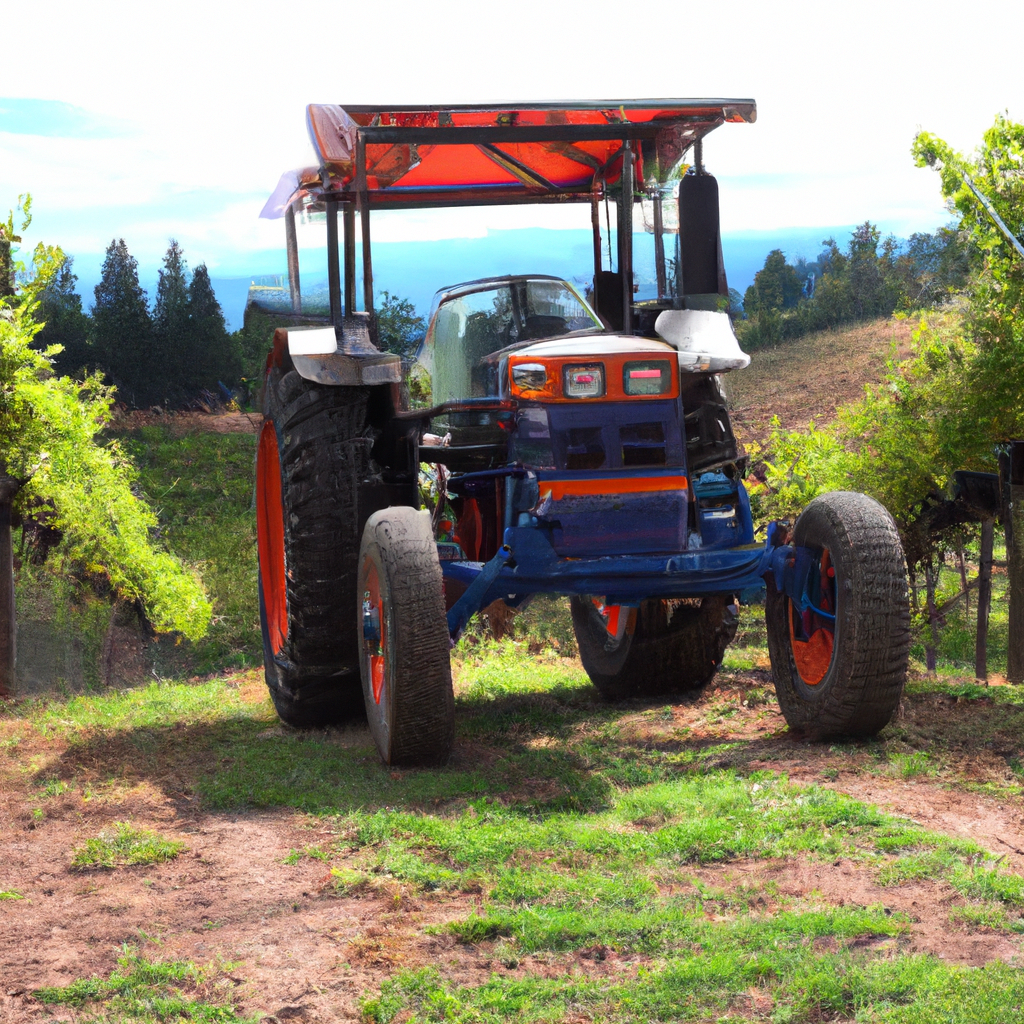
[428,278,603,403]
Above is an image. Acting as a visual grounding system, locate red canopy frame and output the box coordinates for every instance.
[262,100,756,332]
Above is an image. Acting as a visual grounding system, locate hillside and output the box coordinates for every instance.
[726,315,928,447]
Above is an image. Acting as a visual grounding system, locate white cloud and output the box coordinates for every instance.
[3,0,1021,277]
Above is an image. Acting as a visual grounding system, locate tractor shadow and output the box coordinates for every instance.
[34,672,1023,820]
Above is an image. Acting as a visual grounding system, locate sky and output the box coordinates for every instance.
[2,0,1022,327]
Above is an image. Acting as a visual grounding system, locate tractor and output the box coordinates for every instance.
[252,100,910,765]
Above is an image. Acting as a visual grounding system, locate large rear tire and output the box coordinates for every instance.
[256,358,370,727]
[766,491,910,739]
[571,595,738,700]
[358,507,454,766]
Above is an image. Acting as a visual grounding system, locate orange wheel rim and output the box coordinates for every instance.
[362,560,386,705]
[256,422,288,654]
[788,548,836,686]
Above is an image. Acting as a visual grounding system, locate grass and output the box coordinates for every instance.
[71,821,188,870]
[0,889,24,900]
[362,956,1024,1024]
[34,950,249,1022]
[7,657,1024,1019]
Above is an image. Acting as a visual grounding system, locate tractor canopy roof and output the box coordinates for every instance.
[261,99,756,217]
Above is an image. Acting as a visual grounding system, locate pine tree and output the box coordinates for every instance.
[188,263,233,392]
[153,239,191,401]
[35,255,92,377]
[92,239,154,407]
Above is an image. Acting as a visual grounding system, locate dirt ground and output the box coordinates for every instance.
[727,317,919,448]
[3,671,1023,1023]
[109,408,260,436]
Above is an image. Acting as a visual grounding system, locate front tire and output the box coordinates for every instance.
[766,491,910,739]
[571,595,738,700]
[256,358,369,727]
[358,507,454,766]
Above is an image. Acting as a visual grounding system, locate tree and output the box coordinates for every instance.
[743,249,802,315]
[35,255,92,377]
[92,239,154,407]
[0,199,210,695]
[152,239,191,399]
[376,290,426,360]
[895,226,972,306]
[188,263,233,391]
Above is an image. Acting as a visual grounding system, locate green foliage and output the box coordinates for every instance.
[231,304,276,406]
[0,199,211,639]
[92,240,236,408]
[71,820,187,869]
[34,254,92,377]
[914,114,1024,466]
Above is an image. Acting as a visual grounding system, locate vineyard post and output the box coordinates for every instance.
[975,518,994,681]
[1008,441,1024,684]
[0,483,16,698]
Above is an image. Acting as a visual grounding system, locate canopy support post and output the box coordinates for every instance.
[590,184,602,277]
[356,132,374,315]
[653,190,666,299]
[326,201,341,329]
[284,204,301,314]
[618,139,633,334]
[343,202,356,318]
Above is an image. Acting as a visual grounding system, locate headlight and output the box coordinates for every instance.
[563,363,605,399]
[511,362,547,391]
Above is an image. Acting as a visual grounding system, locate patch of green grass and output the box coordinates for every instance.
[949,902,1024,933]
[40,777,71,797]
[363,953,1024,1024]
[0,889,24,900]
[72,821,187,870]
[34,950,248,1022]
[27,677,252,736]
[887,751,933,779]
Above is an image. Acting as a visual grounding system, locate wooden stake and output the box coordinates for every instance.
[924,561,939,674]
[1009,483,1024,683]
[0,497,14,697]
[976,518,994,682]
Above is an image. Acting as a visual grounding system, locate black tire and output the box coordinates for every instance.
[256,358,370,727]
[571,595,738,700]
[765,491,910,739]
[358,507,454,765]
